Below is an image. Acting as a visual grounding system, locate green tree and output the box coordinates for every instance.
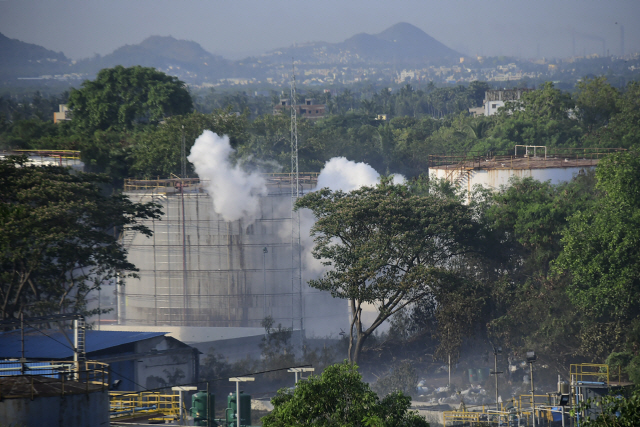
[0,157,161,320]
[68,65,192,133]
[556,149,640,321]
[296,178,481,363]
[574,76,620,132]
[576,386,640,427]
[130,109,248,178]
[262,361,429,427]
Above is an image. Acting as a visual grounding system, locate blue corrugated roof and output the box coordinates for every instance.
[0,329,167,360]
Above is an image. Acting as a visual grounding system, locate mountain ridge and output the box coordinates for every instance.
[0,23,461,85]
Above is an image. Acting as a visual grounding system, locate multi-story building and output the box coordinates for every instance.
[273,98,326,120]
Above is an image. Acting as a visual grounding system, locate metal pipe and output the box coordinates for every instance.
[20,313,25,375]
[236,380,240,427]
[181,181,188,323]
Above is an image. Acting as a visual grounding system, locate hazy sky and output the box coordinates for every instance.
[1,0,638,61]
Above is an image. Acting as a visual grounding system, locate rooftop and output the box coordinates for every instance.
[0,329,167,360]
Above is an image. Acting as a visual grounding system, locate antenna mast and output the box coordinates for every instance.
[290,60,303,341]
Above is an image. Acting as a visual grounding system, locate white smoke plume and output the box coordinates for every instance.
[188,131,267,222]
[301,158,406,333]
[300,157,405,277]
[315,157,405,191]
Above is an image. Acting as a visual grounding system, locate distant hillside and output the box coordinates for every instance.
[0,24,462,88]
[73,36,239,83]
[259,22,461,65]
[0,33,72,80]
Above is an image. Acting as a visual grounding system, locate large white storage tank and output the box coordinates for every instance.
[428,146,622,198]
[118,175,346,337]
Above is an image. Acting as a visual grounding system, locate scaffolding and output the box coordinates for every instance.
[118,175,333,329]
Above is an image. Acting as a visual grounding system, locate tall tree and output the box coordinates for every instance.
[0,157,161,320]
[68,65,192,133]
[574,76,620,132]
[556,149,640,322]
[296,178,481,363]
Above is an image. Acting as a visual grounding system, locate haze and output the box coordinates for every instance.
[1,0,639,61]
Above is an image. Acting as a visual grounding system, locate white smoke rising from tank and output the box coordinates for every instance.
[300,157,405,276]
[187,131,267,222]
[187,132,406,336]
[299,158,406,334]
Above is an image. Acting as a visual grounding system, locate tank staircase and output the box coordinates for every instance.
[120,228,137,250]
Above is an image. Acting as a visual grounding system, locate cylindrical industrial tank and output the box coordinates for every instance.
[119,178,347,334]
[121,181,296,327]
[227,392,251,427]
[191,391,214,427]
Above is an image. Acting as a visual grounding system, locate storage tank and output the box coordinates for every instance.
[118,175,346,336]
[428,146,623,200]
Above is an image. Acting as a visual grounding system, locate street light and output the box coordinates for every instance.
[527,351,537,427]
[229,377,255,427]
[171,386,197,424]
[288,367,315,384]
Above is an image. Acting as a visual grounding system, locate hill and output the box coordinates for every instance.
[259,22,461,65]
[73,36,238,83]
[0,32,72,81]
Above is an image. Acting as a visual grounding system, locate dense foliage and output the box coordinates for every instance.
[0,157,161,320]
[296,177,483,363]
[262,361,429,427]
[67,65,193,133]
[3,67,640,384]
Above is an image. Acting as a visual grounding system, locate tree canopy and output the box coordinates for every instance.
[296,178,483,363]
[67,65,192,133]
[555,149,640,321]
[0,157,161,319]
[262,361,429,427]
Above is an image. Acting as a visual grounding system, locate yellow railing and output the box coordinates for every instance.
[12,149,82,160]
[109,391,181,420]
[570,363,609,385]
[443,410,491,425]
[518,394,554,409]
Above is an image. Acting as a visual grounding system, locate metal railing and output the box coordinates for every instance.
[0,360,110,399]
[109,391,181,421]
[570,363,610,385]
[11,149,81,160]
[124,173,320,192]
[428,147,625,169]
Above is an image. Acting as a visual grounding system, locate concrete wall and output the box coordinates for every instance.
[0,390,109,427]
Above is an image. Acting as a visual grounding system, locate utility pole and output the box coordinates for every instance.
[290,59,303,344]
[263,247,268,319]
[491,346,503,412]
[181,125,186,178]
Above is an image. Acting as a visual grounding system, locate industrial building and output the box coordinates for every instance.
[0,328,199,391]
